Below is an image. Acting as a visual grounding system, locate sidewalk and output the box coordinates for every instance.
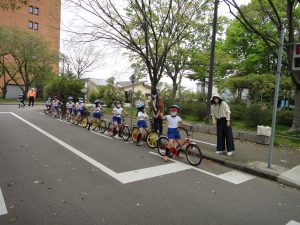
[193,132,300,189]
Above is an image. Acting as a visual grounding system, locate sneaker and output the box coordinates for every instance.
[136,142,142,146]
[215,151,225,154]
[227,151,234,156]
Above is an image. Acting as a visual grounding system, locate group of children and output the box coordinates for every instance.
[44,96,191,161]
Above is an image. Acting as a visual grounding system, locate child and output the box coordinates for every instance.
[66,96,74,121]
[52,96,62,118]
[75,97,85,123]
[88,99,104,130]
[45,97,52,113]
[163,105,191,161]
[17,93,25,108]
[136,102,149,146]
[112,100,127,137]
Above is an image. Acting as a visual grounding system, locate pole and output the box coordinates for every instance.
[130,83,135,129]
[268,27,284,169]
[206,0,219,124]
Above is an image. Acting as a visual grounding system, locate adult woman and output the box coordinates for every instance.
[149,89,164,135]
[210,93,235,156]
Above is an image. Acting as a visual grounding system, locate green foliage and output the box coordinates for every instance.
[0,0,27,10]
[276,110,294,127]
[43,76,84,103]
[244,104,272,128]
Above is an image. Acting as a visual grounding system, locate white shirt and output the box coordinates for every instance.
[211,101,231,124]
[137,111,148,121]
[66,102,74,109]
[76,102,84,109]
[113,107,123,117]
[165,115,182,128]
[52,100,60,107]
[93,104,102,113]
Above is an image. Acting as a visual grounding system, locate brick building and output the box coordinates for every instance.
[0,0,61,98]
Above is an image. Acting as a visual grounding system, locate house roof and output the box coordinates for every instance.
[116,80,151,88]
[87,78,107,86]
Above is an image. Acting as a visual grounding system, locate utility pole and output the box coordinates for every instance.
[206,0,219,124]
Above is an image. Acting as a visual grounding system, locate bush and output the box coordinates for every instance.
[276,110,293,126]
[44,76,84,103]
[230,103,248,121]
[244,104,272,128]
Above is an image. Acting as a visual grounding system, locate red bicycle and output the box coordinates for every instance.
[156,127,202,166]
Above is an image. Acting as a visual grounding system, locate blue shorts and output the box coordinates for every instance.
[113,116,122,124]
[67,108,73,113]
[137,120,148,129]
[76,109,83,115]
[93,112,102,118]
[54,106,60,110]
[167,128,180,140]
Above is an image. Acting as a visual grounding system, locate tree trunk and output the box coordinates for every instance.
[171,78,178,101]
[290,87,300,132]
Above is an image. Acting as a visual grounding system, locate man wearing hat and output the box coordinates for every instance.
[149,89,164,135]
[210,93,235,156]
[27,88,37,107]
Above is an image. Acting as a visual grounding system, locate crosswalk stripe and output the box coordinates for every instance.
[0,187,8,216]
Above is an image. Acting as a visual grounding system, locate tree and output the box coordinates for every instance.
[63,45,102,79]
[223,0,300,131]
[0,0,27,10]
[65,0,203,91]
[0,27,56,97]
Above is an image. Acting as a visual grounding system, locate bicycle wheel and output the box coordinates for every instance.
[157,136,169,156]
[146,131,159,149]
[91,120,98,130]
[99,120,106,133]
[185,143,202,166]
[107,122,115,136]
[131,127,139,143]
[122,126,130,141]
[81,116,89,128]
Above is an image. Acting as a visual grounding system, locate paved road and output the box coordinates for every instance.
[0,105,300,225]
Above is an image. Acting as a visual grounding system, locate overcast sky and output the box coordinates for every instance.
[60,0,251,90]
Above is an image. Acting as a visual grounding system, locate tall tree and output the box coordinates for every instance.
[65,0,203,91]
[0,0,27,10]
[223,0,300,131]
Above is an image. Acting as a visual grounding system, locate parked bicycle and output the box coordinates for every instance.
[75,106,89,128]
[131,118,159,148]
[88,117,107,133]
[107,116,130,141]
[156,127,202,166]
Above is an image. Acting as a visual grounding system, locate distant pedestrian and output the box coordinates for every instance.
[210,93,235,156]
[149,89,164,135]
[27,88,37,106]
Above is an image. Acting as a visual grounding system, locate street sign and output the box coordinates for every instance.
[292,43,300,71]
[129,74,136,84]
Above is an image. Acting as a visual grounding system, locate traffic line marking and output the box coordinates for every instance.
[286,220,300,225]
[192,139,217,147]
[0,187,8,215]
[149,152,255,185]
[117,163,191,184]
[90,130,113,139]
[2,112,255,185]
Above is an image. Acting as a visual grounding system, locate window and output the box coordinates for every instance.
[33,7,39,15]
[28,6,33,14]
[33,23,39,30]
[28,21,33,29]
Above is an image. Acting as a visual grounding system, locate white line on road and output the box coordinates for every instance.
[286,220,300,225]
[149,152,255,184]
[4,112,254,185]
[0,112,12,114]
[90,130,113,139]
[192,139,217,147]
[0,187,8,216]
[39,112,45,115]
[57,119,72,125]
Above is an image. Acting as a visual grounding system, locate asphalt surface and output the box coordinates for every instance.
[0,105,300,225]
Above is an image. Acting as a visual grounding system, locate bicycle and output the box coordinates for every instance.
[107,115,130,141]
[156,127,203,166]
[51,104,63,119]
[74,106,89,128]
[88,116,106,133]
[131,119,159,148]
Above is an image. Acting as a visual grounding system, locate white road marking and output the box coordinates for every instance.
[90,130,113,139]
[0,187,8,215]
[286,220,300,225]
[217,170,255,184]
[57,119,71,125]
[39,112,45,115]
[149,152,255,184]
[0,112,12,114]
[117,163,192,184]
[192,139,217,147]
[2,112,254,185]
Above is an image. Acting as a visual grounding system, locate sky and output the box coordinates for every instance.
[60,0,251,91]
